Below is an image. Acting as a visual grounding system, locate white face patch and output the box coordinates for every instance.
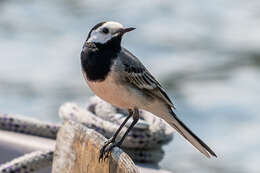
[87,21,124,44]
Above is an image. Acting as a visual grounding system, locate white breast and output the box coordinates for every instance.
[84,71,138,109]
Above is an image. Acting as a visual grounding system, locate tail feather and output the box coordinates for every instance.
[168,111,217,158]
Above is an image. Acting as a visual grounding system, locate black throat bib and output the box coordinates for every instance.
[81,36,122,81]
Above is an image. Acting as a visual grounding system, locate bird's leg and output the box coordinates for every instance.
[103,108,139,159]
[116,108,139,146]
[99,109,133,161]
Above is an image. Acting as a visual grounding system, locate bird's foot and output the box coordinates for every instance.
[99,139,120,162]
[99,138,115,162]
[103,142,120,160]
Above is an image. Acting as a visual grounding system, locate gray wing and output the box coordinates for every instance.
[117,48,175,109]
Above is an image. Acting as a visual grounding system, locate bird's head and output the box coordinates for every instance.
[86,21,135,46]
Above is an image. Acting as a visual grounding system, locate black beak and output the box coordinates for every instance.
[122,27,136,33]
[114,27,136,35]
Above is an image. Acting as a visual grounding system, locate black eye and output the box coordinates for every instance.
[102,27,109,34]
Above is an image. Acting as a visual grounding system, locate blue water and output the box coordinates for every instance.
[1,0,260,172]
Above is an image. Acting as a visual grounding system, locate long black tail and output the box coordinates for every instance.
[168,110,217,158]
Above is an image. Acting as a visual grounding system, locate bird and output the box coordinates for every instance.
[80,21,217,160]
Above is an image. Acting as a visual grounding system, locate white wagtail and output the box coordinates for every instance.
[81,21,217,160]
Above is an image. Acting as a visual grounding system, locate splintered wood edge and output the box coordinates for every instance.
[52,120,139,173]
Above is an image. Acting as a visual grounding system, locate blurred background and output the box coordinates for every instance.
[0,0,260,172]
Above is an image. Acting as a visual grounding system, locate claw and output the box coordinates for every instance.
[99,140,121,162]
[103,142,119,159]
[105,143,117,152]
[99,138,114,162]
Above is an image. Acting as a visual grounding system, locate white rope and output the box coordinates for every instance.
[0,97,174,172]
[0,150,53,173]
[0,114,59,139]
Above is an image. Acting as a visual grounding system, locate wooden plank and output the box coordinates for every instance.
[52,120,139,173]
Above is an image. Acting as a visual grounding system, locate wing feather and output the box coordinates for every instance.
[119,48,175,108]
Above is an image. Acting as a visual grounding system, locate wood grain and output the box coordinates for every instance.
[52,120,139,173]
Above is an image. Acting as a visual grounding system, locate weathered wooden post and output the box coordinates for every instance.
[52,120,139,173]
